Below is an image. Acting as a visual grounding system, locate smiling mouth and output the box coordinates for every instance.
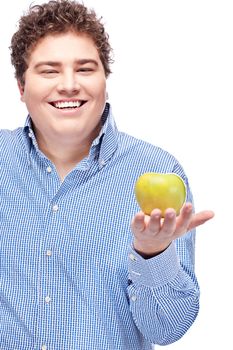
[49,100,87,109]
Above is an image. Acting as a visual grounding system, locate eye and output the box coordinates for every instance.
[78,67,94,73]
[42,70,58,74]
[39,70,59,78]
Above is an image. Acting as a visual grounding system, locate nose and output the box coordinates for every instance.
[57,71,80,95]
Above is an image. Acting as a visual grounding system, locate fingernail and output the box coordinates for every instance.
[168,212,175,219]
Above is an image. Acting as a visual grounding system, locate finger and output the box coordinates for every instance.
[187,210,215,231]
[147,209,162,233]
[175,202,193,236]
[131,212,145,233]
[160,208,177,236]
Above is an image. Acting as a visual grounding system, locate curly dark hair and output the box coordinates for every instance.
[10,0,113,85]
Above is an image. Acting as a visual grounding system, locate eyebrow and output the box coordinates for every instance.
[34,59,99,69]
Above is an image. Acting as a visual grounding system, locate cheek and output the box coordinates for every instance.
[23,75,55,99]
[87,77,106,97]
[96,85,107,104]
[23,85,51,108]
[21,88,45,117]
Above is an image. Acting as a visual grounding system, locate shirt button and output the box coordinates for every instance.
[46,166,52,173]
[131,295,137,302]
[46,250,52,256]
[52,204,59,212]
[41,345,47,350]
[45,296,51,303]
[129,253,137,261]
[99,159,105,167]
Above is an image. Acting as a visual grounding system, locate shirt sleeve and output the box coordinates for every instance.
[127,236,200,346]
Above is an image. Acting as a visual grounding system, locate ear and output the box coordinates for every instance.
[17,80,25,102]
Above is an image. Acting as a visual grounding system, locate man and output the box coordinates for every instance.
[0,0,214,349]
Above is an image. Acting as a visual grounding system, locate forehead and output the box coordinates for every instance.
[28,32,100,64]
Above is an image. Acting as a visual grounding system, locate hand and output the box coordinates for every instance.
[131,202,214,257]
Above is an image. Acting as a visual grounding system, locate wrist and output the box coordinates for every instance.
[133,242,170,259]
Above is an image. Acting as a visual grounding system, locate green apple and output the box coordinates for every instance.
[134,172,186,217]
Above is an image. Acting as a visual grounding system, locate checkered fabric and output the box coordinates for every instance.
[0,103,199,350]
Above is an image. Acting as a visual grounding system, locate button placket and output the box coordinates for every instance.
[38,196,61,345]
[46,200,58,306]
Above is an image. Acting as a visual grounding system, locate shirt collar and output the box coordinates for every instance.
[91,102,119,168]
[23,102,119,169]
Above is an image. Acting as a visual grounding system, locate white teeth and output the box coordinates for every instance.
[54,101,82,109]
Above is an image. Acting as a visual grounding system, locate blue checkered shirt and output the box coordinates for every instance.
[1,104,199,350]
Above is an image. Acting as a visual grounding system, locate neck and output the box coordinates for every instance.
[46,144,89,181]
[36,133,94,181]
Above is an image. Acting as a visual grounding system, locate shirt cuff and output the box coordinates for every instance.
[128,242,180,288]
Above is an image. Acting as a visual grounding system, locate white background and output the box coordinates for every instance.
[1,1,232,349]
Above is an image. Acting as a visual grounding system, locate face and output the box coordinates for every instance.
[19,32,107,149]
